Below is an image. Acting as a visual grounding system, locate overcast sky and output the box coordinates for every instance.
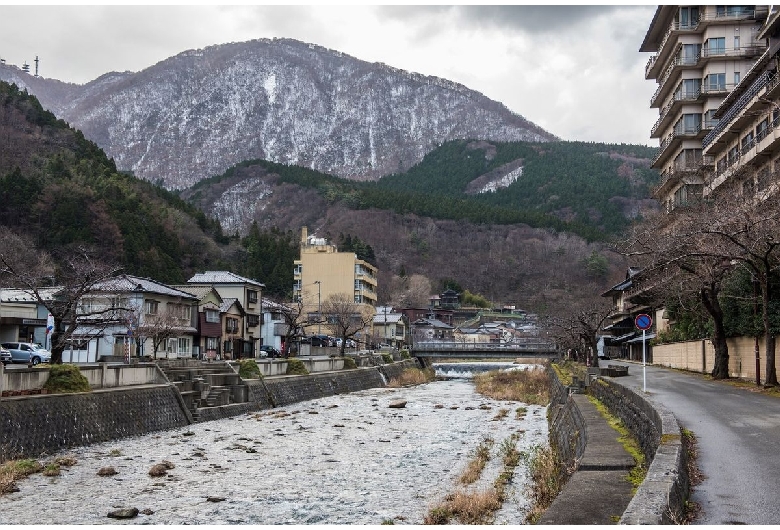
[0,4,658,146]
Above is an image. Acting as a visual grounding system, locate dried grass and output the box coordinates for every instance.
[0,459,43,495]
[473,367,550,405]
[524,444,564,523]
[424,489,501,525]
[386,367,435,387]
[458,437,493,485]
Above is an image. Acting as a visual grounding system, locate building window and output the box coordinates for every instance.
[678,6,699,28]
[205,309,219,323]
[734,36,740,50]
[734,72,741,85]
[675,78,701,100]
[705,73,726,91]
[223,340,233,353]
[716,6,752,18]
[704,109,719,129]
[294,264,302,275]
[756,118,770,142]
[144,300,159,315]
[676,114,701,135]
[226,317,239,334]
[206,337,219,351]
[247,314,260,327]
[705,37,725,56]
[247,290,258,304]
[178,338,190,355]
[741,131,754,154]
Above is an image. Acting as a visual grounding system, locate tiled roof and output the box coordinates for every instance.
[373,313,403,324]
[0,287,60,303]
[220,298,242,313]
[172,285,222,302]
[187,271,265,288]
[90,275,198,300]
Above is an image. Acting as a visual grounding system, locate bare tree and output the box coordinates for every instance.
[0,227,122,364]
[321,293,374,355]
[386,273,432,308]
[272,298,307,357]
[545,296,613,368]
[138,309,186,360]
[616,206,735,379]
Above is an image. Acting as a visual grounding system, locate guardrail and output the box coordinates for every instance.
[412,341,558,353]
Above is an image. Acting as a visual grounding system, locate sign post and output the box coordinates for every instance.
[635,313,653,392]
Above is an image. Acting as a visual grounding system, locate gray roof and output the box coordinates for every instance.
[0,287,60,303]
[220,298,243,314]
[187,271,265,288]
[373,313,403,324]
[172,285,223,303]
[90,275,198,300]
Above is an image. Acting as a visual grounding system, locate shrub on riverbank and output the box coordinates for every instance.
[342,357,357,369]
[43,364,91,394]
[285,358,309,375]
[473,367,549,405]
[386,367,434,387]
[237,359,262,379]
[524,443,564,523]
[381,353,393,364]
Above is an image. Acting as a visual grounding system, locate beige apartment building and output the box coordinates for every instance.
[642,5,769,211]
[702,9,780,198]
[293,227,378,325]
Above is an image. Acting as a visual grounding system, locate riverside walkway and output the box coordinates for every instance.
[608,360,780,525]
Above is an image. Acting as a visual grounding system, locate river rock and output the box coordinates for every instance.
[207,496,226,502]
[388,400,407,408]
[107,507,139,519]
[97,467,118,476]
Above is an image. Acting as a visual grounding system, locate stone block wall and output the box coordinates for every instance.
[0,385,188,462]
[263,368,386,407]
[588,376,689,524]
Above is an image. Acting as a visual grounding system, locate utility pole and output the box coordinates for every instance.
[314,281,321,335]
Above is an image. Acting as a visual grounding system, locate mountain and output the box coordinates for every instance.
[0,38,556,190]
[0,81,232,284]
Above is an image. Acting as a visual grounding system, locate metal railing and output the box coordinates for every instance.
[703,71,774,149]
[412,340,558,353]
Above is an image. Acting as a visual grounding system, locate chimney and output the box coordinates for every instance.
[301,226,308,246]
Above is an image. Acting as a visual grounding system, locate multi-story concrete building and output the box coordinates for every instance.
[293,228,378,325]
[702,8,780,198]
[642,5,769,211]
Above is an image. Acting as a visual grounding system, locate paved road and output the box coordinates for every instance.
[608,360,780,525]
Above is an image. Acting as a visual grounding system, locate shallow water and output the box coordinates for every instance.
[1,374,548,525]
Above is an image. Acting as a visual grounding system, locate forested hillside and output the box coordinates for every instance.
[0,81,230,284]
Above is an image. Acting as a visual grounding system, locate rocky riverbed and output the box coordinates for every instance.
[1,375,548,525]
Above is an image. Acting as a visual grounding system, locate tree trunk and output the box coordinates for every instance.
[761,277,778,386]
[50,328,64,365]
[701,286,729,379]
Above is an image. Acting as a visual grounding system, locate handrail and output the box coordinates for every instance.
[703,71,774,149]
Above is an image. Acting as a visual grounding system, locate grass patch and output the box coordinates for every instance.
[381,353,393,364]
[237,359,262,379]
[551,360,587,386]
[386,367,435,387]
[523,443,564,523]
[0,459,44,494]
[342,357,357,369]
[459,437,494,485]
[43,364,91,394]
[285,358,309,375]
[587,395,646,491]
[491,408,510,421]
[679,428,703,523]
[515,406,528,419]
[473,367,549,405]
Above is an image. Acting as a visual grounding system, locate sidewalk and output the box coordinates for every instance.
[537,393,636,525]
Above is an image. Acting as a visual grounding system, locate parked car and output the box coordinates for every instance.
[335,338,356,348]
[1,342,52,365]
[259,345,281,358]
[309,335,334,347]
[0,344,11,364]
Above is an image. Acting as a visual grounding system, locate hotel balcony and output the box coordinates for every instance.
[649,51,702,108]
[645,22,702,80]
[704,71,780,153]
[651,124,706,168]
[650,89,703,138]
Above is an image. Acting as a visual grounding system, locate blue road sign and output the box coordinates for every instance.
[635,313,652,331]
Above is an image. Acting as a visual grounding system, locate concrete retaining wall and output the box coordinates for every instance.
[1,363,165,394]
[0,359,422,463]
[0,385,189,462]
[548,368,689,525]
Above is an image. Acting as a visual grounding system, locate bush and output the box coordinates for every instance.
[381,353,393,364]
[400,349,411,360]
[237,359,262,379]
[43,364,91,394]
[342,357,357,369]
[285,358,309,375]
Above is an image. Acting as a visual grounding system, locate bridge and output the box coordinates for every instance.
[411,340,559,360]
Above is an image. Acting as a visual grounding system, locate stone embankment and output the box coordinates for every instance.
[0,358,420,463]
[544,366,689,524]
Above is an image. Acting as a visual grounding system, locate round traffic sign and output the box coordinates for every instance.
[635,313,652,330]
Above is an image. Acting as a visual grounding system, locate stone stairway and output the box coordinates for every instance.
[157,360,252,421]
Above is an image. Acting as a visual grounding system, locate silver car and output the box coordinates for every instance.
[0,342,52,365]
[0,344,11,364]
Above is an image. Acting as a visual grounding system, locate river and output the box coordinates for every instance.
[0,362,548,525]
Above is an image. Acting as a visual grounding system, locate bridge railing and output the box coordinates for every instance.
[412,341,558,352]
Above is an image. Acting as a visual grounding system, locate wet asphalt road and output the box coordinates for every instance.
[607,360,780,525]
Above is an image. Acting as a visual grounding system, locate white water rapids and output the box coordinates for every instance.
[1,363,548,525]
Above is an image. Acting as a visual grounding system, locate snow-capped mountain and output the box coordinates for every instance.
[0,38,556,189]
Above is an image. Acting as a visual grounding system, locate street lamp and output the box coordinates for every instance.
[314,281,321,336]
